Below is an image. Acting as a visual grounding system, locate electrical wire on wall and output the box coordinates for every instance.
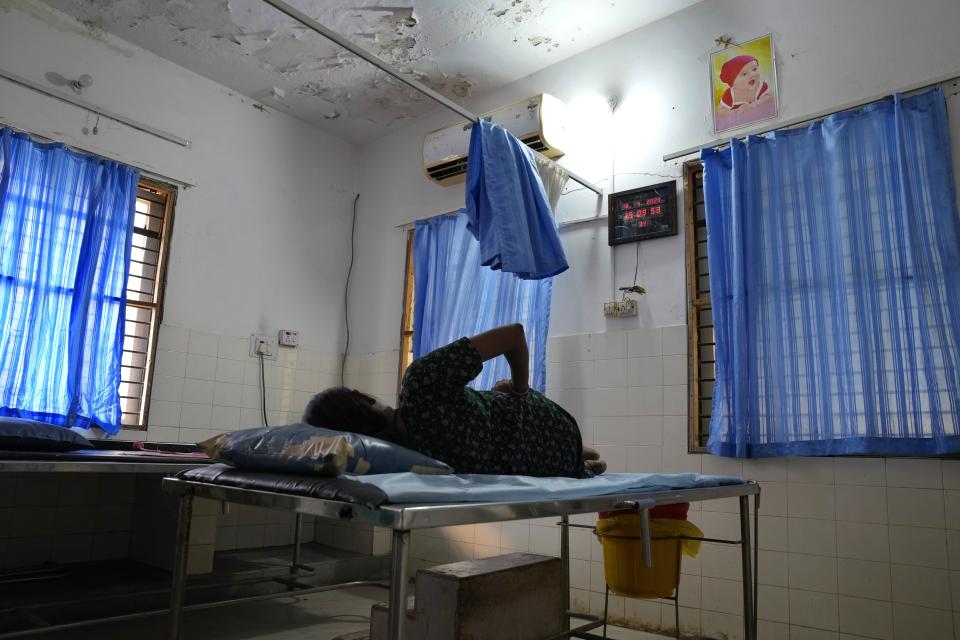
[259,351,268,427]
[633,240,642,289]
[341,194,360,387]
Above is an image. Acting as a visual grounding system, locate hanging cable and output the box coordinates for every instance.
[259,351,268,427]
[341,194,360,386]
[633,240,641,287]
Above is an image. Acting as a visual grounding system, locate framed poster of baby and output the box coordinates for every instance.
[710,34,779,134]
[608,181,677,246]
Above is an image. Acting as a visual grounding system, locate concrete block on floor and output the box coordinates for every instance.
[369,552,564,640]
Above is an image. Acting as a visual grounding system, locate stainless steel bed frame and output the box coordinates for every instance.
[162,478,761,640]
[0,459,209,474]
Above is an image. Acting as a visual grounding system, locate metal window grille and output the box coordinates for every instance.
[120,181,174,429]
[685,163,713,450]
[398,230,416,390]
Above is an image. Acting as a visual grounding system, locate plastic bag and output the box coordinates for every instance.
[199,423,453,476]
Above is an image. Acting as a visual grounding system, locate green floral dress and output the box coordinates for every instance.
[399,337,585,477]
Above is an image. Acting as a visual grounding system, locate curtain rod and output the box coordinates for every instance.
[0,68,191,148]
[663,69,960,162]
[0,118,196,188]
[394,209,606,231]
[394,208,461,230]
[260,0,603,198]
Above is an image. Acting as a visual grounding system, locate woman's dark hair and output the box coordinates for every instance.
[302,387,392,439]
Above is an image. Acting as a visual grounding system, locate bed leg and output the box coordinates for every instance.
[291,513,303,575]
[753,491,760,640]
[602,584,609,639]
[388,529,410,640]
[739,495,755,640]
[560,514,570,629]
[640,508,653,568]
[167,492,193,640]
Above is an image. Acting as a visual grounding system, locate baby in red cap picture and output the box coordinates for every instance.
[719,55,772,111]
[710,35,778,133]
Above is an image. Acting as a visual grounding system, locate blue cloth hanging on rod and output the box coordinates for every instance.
[464,120,568,280]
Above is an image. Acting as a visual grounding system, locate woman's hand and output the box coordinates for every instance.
[493,379,527,396]
[583,446,607,475]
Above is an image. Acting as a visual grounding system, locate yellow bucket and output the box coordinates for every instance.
[596,515,704,599]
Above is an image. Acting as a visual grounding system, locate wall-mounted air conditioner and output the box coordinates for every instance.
[423,93,570,186]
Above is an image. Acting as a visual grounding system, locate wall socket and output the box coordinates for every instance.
[249,334,277,359]
[278,329,299,347]
[603,298,638,317]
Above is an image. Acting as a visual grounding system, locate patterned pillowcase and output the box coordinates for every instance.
[199,423,453,476]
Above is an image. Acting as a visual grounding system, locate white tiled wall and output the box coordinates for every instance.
[147,324,343,443]
[130,475,223,574]
[0,473,135,570]
[310,349,401,554]
[341,349,402,408]
[150,324,346,554]
[365,326,960,640]
[214,504,317,554]
[2,324,347,571]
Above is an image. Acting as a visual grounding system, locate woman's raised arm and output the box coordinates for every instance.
[468,324,529,394]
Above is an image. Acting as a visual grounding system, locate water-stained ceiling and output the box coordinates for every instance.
[39,0,700,143]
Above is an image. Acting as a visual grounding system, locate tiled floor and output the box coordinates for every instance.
[42,586,383,640]
[38,586,671,640]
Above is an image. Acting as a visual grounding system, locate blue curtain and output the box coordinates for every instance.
[0,129,139,434]
[701,88,960,457]
[413,211,552,392]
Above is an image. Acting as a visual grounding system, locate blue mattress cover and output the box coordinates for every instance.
[347,472,745,504]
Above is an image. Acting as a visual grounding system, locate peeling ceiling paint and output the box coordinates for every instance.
[38,0,701,144]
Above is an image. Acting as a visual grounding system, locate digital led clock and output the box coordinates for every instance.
[608,181,678,245]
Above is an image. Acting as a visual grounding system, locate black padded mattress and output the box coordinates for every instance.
[177,463,389,508]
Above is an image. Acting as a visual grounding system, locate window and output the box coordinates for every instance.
[699,90,960,457]
[120,180,175,430]
[398,229,416,389]
[684,161,712,451]
[401,214,553,392]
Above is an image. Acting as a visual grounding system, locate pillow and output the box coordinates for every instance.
[0,417,94,452]
[198,423,453,476]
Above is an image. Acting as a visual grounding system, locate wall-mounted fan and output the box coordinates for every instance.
[44,72,93,94]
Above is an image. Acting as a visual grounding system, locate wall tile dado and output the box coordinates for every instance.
[147,324,343,444]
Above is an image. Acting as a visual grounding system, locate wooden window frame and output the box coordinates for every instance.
[122,178,175,431]
[684,160,711,452]
[397,229,415,391]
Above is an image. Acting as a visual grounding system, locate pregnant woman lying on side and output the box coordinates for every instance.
[304,324,606,478]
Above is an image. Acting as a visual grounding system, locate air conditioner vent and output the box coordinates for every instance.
[426,157,469,182]
[519,133,549,153]
[423,94,569,186]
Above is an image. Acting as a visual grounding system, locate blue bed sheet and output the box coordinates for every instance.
[347,472,745,504]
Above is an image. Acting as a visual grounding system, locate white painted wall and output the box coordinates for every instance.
[350,0,960,354]
[0,0,359,353]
